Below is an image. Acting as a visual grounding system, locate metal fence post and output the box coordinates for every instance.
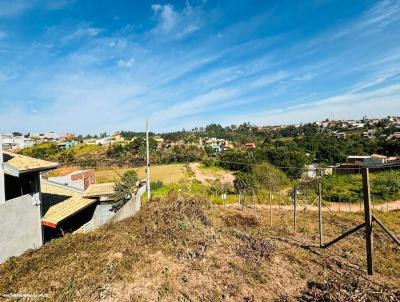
[269,190,273,226]
[362,168,374,275]
[293,187,297,231]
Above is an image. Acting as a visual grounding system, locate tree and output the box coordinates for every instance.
[253,162,289,191]
[111,170,139,211]
[219,150,254,172]
[234,172,257,194]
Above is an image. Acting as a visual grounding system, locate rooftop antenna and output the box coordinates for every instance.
[146,118,151,201]
[0,134,5,203]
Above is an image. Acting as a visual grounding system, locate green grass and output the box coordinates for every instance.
[322,170,400,204]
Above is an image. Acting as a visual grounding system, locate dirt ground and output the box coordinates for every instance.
[0,194,399,302]
[189,162,235,185]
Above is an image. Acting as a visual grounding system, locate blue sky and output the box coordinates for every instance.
[0,0,400,134]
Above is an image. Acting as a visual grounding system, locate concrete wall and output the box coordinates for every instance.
[111,185,146,223]
[93,204,114,227]
[0,194,42,263]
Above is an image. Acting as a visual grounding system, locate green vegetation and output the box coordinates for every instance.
[111,170,139,211]
[322,170,400,203]
[20,142,59,159]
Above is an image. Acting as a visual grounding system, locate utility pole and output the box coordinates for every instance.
[0,134,5,204]
[146,118,151,201]
[318,169,323,247]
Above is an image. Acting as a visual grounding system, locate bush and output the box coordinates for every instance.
[112,170,139,211]
[151,180,163,190]
[201,157,218,168]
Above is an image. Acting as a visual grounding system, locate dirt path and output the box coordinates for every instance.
[226,199,400,213]
[189,163,235,185]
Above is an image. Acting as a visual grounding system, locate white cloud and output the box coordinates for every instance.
[61,26,102,43]
[152,4,176,30]
[250,71,289,88]
[150,2,202,38]
[117,58,135,68]
[221,84,400,126]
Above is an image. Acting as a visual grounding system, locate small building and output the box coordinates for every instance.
[302,164,333,178]
[96,137,112,145]
[363,129,376,139]
[48,169,96,190]
[332,131,346,139]
[346,155,370,165]
[57,140,79,149]
[364,154,388,165]
[41,181,98,239]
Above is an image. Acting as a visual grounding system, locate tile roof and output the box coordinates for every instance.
[41,182,97,228]
[83,183,115,198]
[3,151,58,175]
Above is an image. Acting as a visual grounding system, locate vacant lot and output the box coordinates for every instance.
[1,193,399,301]
[94,163,187,184]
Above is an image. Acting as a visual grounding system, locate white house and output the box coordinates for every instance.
[1,134,35,150]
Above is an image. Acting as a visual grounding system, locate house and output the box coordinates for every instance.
[40,181,99,240]
[30,132,60,143]
[57,140,79,149]
[82,138,97,145]
[1,134,35,150]
[346,155,371,165]
[95,136,112,145]
[353,122,365,129]
[62,133,76,141]
[244,143,256,150]
[48,169,96,190]
[364,154,388,165]
[78,180,146,231]
[0,150,58,262]
[112,131,125,143]
[302,164,333,178]
[363,129,376,139]
[332,131,346,139]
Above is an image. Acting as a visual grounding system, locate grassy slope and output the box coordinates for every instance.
[94,163,187,184]
[0,194,399,301]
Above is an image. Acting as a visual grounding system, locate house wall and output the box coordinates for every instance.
[111,185,146,223]
[92,204,115,227]
[0,194,42,263]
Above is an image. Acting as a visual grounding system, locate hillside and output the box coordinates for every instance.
[0,194,399,301]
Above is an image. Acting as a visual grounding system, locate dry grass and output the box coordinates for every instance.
[94,164,187,184]
[0,194,399,301]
